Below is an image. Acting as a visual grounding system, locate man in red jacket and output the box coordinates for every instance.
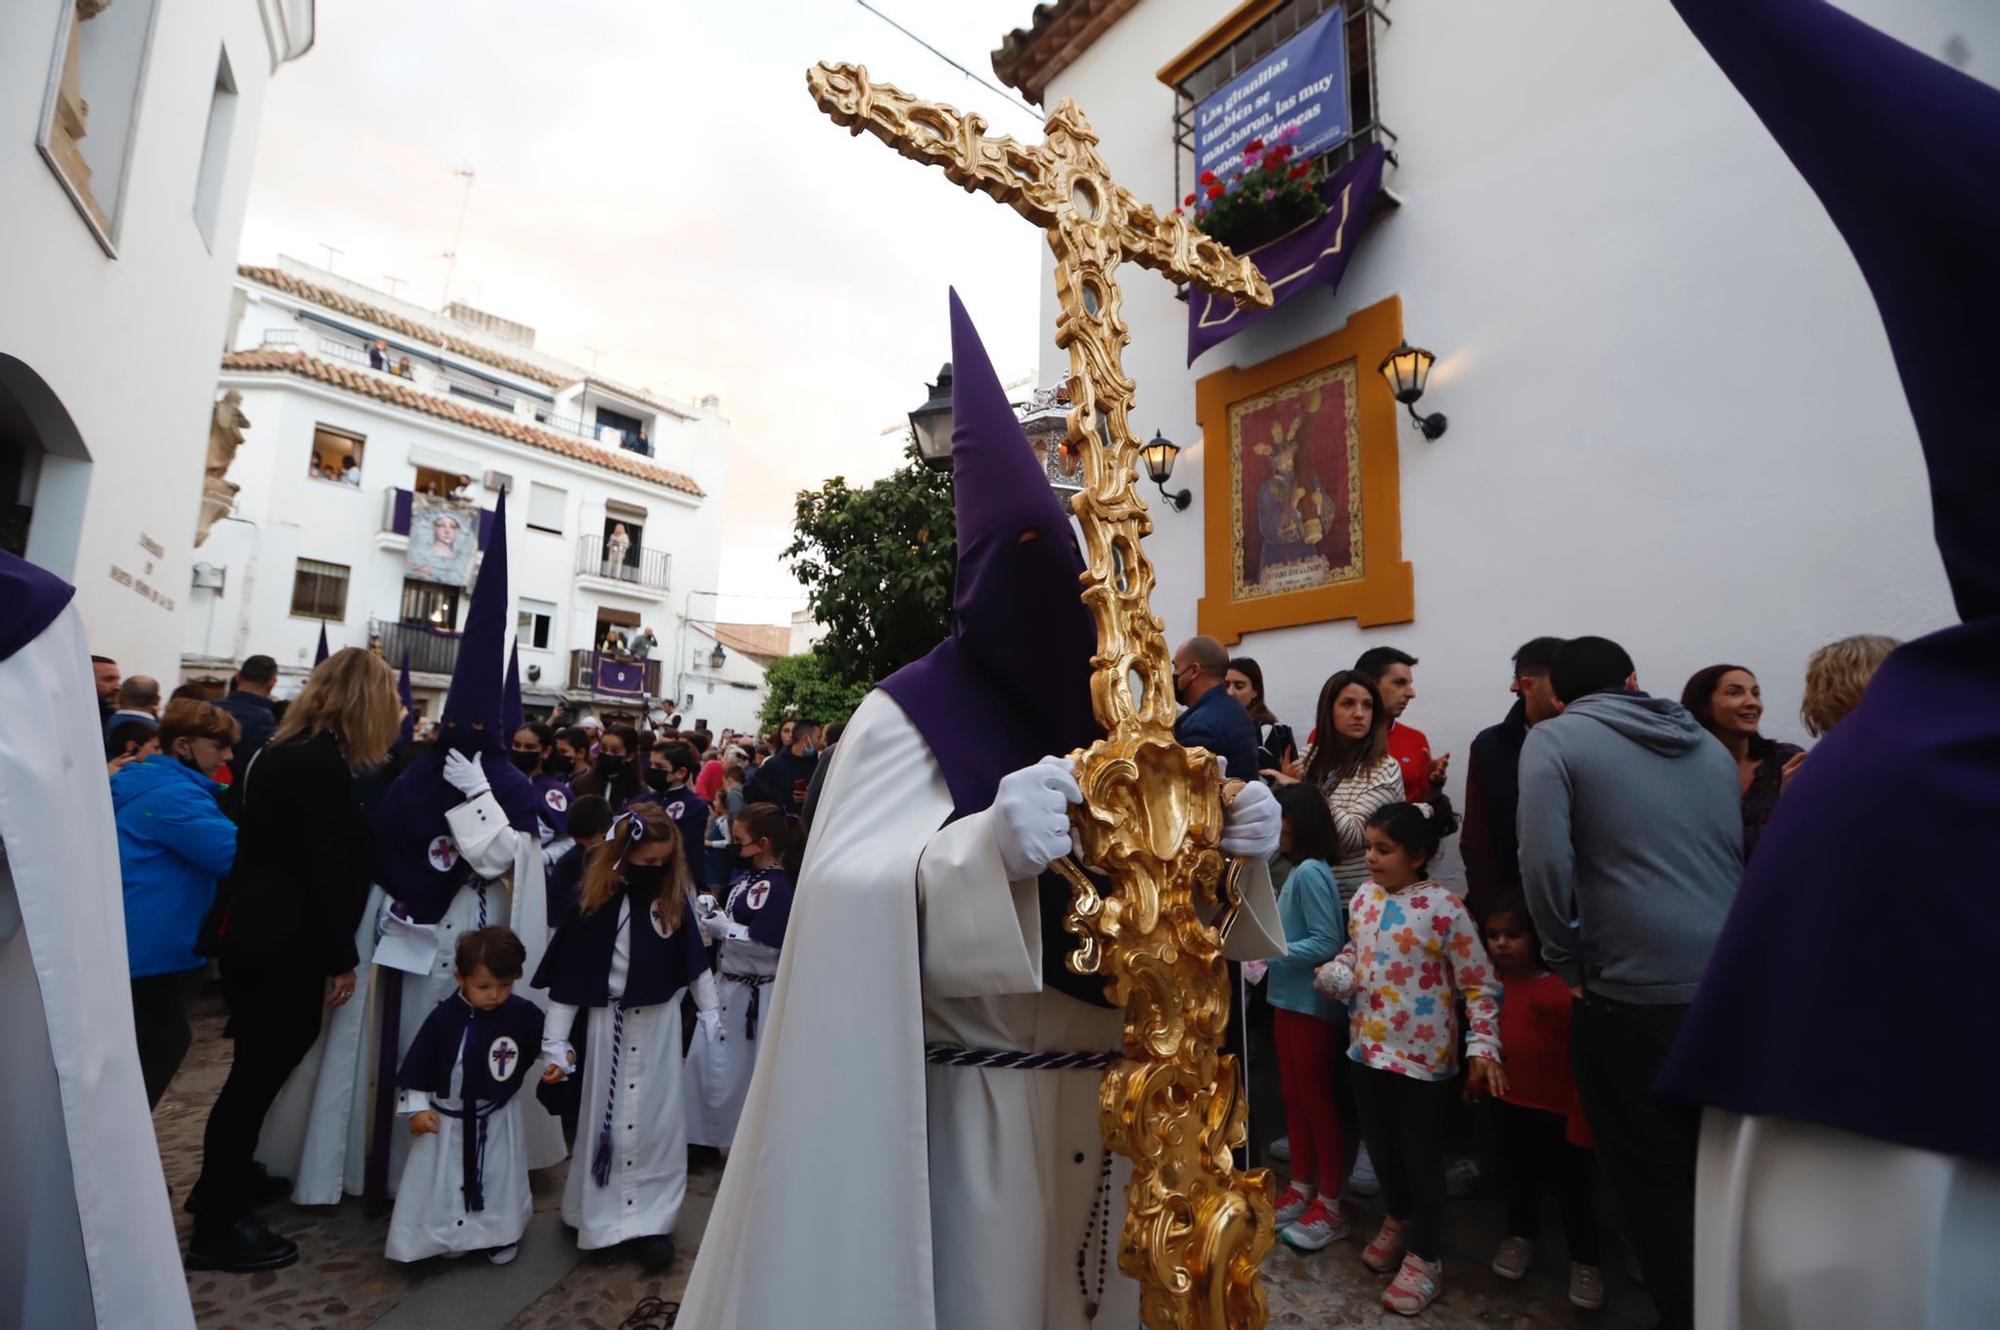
[1355,646,1447,801]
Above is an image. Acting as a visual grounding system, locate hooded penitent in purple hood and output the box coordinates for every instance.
[398,651,415,744]
[502,640,524,736]
[314,621,331,666]
[0,551,76,664]
[1657,0,2000,1165]
[373,487,542,923]
[877,290,1100,817]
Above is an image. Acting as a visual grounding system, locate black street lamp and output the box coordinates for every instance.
[1141,430,1191,511]
[1379,342,1448,440]
[709,641,726,670]
[908,363,955,468]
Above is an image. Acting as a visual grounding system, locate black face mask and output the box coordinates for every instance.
[644,768,673,793]
[509,749,541,775]
[595,754,626,776]
[623,862,668,894]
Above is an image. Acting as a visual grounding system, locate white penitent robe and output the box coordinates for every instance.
[1695,1110,2000,1329]
[257,793,562,1202]
[0,600,194,1330]
[384,1066,532,1261]
[681,691,1285,1330]
[683,912,778,1149]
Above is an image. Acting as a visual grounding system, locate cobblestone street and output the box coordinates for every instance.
[158,993,1653,1328]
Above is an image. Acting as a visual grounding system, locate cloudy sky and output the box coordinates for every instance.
[238,0,1051,621]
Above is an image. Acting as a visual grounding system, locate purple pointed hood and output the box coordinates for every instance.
[1659,0,2000,1165]
[503,639,524,736]
[314,622,331,665]
[876,290,1100,814]
[0,551,75,664]
[398,651,415,744]
[373,487,540,921]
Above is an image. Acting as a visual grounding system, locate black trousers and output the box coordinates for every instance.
[1349,1061,1457,1261]
[1493,1097,1600,1264]
[130,970,200,1109]
[1571,996,1697,1330]
[187,959,325,1225]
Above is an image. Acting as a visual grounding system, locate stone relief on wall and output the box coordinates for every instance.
[197,389,249,547]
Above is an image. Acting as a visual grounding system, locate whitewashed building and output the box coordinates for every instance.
[1,0,314,678]
[993,0,1989,762]
[184,258,731,726]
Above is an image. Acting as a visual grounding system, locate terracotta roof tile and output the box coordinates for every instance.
[238,265,572,389]
[991,0,1141,103]
[220,348,704,497]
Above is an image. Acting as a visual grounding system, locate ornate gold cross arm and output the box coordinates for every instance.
[809,61,1277,1330]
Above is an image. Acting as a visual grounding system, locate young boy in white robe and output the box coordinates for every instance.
[387,926,552,1264]
[535,804,719,1271]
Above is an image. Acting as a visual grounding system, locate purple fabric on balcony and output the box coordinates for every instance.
[1186,143,1388,364]
[594,655,648,698]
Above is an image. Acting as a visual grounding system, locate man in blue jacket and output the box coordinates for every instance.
[114,699,240,1106]
[1172,635,1260,781]
[218,654,279,772]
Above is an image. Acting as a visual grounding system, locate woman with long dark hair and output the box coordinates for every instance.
[1284,670,1404,902]
[187,648,400,1272]
[1228,655,1297,778]
[571,723,645,809]
[1680,664,1804,860]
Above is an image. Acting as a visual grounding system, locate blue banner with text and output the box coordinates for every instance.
[1193,8,1350,183]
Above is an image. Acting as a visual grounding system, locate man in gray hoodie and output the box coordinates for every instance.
[1517,635,1741,1330]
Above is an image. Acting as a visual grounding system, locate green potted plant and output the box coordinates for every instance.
[1176,127,1328,251]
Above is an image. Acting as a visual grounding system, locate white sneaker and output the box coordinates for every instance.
[1490,1235,1533,1280]
[1272,1183,1314,1227]
[487,1243,519,1266]
[1348,1144,1380,1197]
[1569,1262,1606,1310]
[1267,1135,1291,1163]
[1445,1157,1482,1198]
[1279,1197,1350,1252]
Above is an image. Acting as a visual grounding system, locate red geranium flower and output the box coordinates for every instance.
[1199,170,1217,185]
[1247,137,1264,153]
[1183,192,1196,205]
[1289,164,1310,179]
[1206,183,1225,199]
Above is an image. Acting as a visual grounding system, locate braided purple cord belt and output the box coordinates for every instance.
[924,1042,1122,1071]
[590,1003,627,1187]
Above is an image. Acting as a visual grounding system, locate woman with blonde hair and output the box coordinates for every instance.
[187,647,400,1272]
[1800,634,1899,738]
[535,803,719,1269]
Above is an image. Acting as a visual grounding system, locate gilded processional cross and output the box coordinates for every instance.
[807,63,1278,1330]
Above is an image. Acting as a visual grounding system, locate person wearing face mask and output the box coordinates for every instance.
[635,740,709,890]
[1171,634,1260,782]
[510,722,574,870]
[744,717,818,815]
[253,491,566,1215]
[573,725,645,810]
[113,699,241,1108]
[1679,664,1805,862]
[535,804,718,1269]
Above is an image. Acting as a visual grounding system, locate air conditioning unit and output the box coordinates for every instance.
[190,563,226,590]
[484,470,514,493]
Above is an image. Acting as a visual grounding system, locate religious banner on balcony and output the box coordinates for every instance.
[1192,6,1350,187]
[405,493,479,587]
[593,653,648,698]
[1187,142,1388,364]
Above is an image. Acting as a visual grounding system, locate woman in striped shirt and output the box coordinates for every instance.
[1281,670,1405,903]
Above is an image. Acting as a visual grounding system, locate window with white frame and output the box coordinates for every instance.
[290,558,349,619]
[517,600,555,650]
[526,481,566,534]
[36,0,163,253]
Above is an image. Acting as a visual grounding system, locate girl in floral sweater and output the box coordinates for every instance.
[1315,795,1502,1316]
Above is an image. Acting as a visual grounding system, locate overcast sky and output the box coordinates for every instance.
[238,0,1049,622]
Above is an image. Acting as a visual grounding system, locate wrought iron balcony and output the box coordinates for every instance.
[575,535,670,592]
[373,618,462,676]
[567,648,660,699]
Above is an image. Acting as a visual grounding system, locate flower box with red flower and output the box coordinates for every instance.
[1182,125,1330,251]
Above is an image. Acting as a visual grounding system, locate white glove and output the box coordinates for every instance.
[710,916,750,943]
[442,749,490,798]
[1219,778,1280,859]
[696,893,719,915]
[992,757,1082,882]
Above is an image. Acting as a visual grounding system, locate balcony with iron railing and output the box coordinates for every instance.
[372,617,463,675]
[575,535,670,596]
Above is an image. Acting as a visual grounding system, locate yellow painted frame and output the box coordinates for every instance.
[1195,293,1414,644]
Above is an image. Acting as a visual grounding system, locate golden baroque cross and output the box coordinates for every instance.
[808,62,1278,1330]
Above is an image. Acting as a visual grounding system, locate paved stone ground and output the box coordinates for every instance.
[158,991,1654,1328]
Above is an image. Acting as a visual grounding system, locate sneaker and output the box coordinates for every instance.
[1360,1217,1407,1274]
[1382,1253,1443,1316]
[1348,1143,1381,1197]
[1271,1183,1314,1227]
[186,1217,300,1273]
[1280,1196,1351,1252]
[1445,1156,1482,1198]
[488,1243,520,1266]
[1490,1235,1533,1280]
[1569,1263,1606,1310]
[1267,1135,1291,1164]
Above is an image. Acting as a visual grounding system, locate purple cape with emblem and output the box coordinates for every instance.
[876,290,1100,817]
[1657,0,2000,1164]
[373,488,542,922]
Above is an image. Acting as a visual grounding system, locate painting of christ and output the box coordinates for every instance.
[1232,365,1362,600]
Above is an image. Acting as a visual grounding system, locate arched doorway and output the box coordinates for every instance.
[0,355,91,575]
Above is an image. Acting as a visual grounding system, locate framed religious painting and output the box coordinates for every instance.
[1195,293,1414,643]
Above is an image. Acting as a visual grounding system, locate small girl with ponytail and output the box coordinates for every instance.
[532,803,718,1269]
[684,802,800,1150]
[1313,794,1502,1317]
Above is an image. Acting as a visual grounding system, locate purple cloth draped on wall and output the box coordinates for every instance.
[1187,143,1388,364]
[593,655,647,698]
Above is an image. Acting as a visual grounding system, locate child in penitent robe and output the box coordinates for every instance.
[386,926,553,1265]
